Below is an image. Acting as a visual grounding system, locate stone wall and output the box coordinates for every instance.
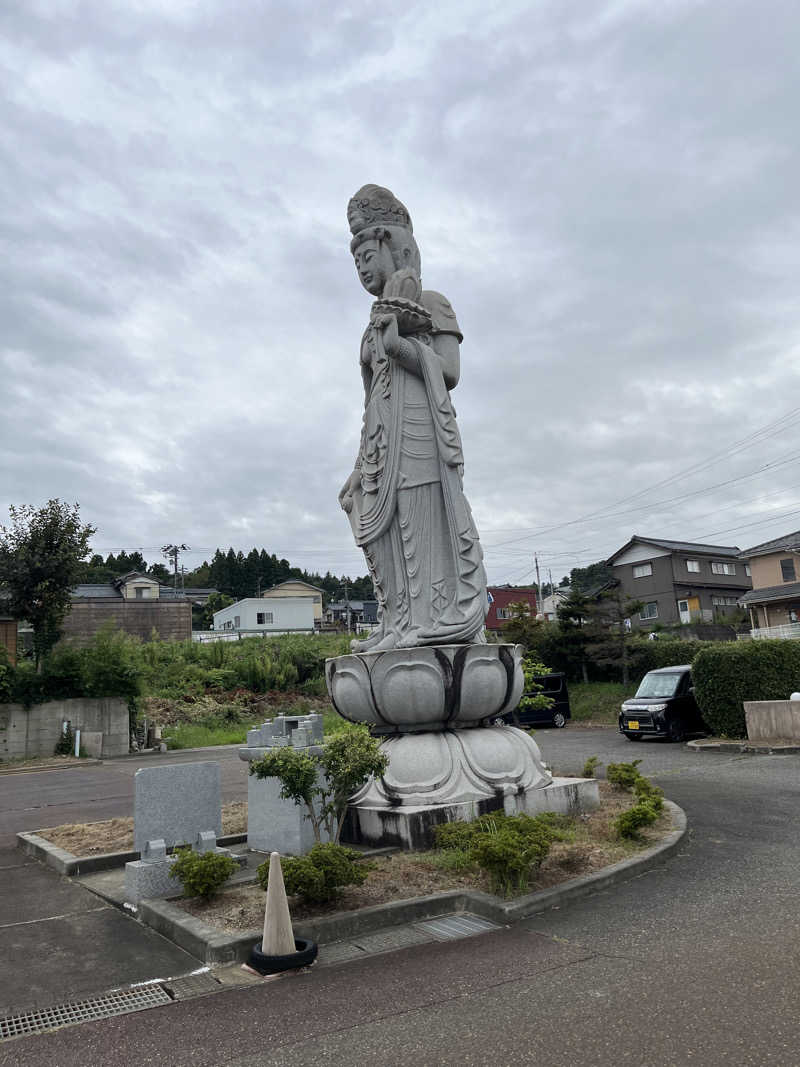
[62,600,192,646]
[744,700,800,742]
[0,698,129,760]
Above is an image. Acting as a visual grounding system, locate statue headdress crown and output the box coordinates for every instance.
[347,184,413,237]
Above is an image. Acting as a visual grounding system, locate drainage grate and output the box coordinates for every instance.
[353,925,433,954]
[416,913,502,941]
[1,986,172,1040]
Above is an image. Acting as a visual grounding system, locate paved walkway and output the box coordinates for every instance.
[3,730,800,1065]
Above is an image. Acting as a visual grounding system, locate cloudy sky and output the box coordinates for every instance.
[3,0,800,587]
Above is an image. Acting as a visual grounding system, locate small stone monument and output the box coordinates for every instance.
[327,186,598,847]
[124,760,239,904]
[239,713,330,855]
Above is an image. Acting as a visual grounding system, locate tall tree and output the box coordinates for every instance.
[582,585,643,686]
[0,500,96,669]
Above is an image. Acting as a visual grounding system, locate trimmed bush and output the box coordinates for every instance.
[434,811,570,897]
[606,760,642,791]
[582,755,601,779]
[692,639,800,737]
[170,847,237,899]
[615,800,661,839]
[258,842,369,904]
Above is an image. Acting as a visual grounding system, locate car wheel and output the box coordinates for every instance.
[624,732,643,742]
[667,719,686,743]
[553,712,567,728]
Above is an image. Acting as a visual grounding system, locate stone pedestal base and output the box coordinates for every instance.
[342,777,600,851]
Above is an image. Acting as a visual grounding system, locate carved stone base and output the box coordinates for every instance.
[342,777,600,851]
[351,726,552,808]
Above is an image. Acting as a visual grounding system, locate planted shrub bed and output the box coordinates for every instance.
[176,781,672,932]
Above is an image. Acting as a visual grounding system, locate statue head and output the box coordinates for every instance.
[348,184,421,295]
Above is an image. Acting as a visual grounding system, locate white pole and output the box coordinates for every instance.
[74,729,81,758]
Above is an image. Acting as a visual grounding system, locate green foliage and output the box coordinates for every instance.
[582,755,601,779]
[0,646,11,703]
[54,720,74,756]
[0,500,96,667]
[80,625,142,704]
[249,725,388,844]
[692,639,800,737]
[169,847,237,899]
[615,799,662,840]
[517,654,554,716]
[606,760,643,791]
[162,722,249,749]
[434,811,570,897]
[257,842,369,904]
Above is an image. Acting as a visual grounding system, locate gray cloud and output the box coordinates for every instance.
[2,0,800,587]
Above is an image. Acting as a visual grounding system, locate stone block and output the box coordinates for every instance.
[133,761,222,853]
[196,830,216,853]
[125,855,178,904]
[245,767,330,855]
[247,729,262,747]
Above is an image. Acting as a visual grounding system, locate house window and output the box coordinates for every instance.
[711,562,736,575]
[639,602,658,620]
[685,560,700,573]
[744,564,751,576]
[313,595,321,604]
[780,558,796,582]
[632,563,653,579]
[495,607,511,620]
[712,596,739,607]
[256,611,274,625]
[135,587,149,599]
[234,615,240,628]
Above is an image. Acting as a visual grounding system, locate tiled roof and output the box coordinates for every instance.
[740,530,800,558]
[608,535,740,563]
[739,581,800,605]
[72,584,121,599]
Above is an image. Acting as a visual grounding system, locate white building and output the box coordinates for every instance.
[212,596,315,634]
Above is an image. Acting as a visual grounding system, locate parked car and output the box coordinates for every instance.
[619,665,707,742]
[495,672,571,729]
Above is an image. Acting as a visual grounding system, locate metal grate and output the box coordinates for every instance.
[353,925,432,954]
[416,913,502,941]
[1,986,172,1040]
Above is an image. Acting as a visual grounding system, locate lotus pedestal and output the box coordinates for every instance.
[325,643,598,849]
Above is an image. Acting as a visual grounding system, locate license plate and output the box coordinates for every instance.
[627,721,640,730]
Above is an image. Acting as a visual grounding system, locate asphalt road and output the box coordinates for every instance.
[0,744,248,849]
[3,728,800,1066]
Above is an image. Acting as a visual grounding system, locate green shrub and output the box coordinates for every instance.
[54,720,74,756]
[606,760,642,791]
[633,777,664,811]
[434,811,569,897]
[169,847,237,899]
[692,640,800,737]
[258,842,369,904]
[582,755,601,779]
[615,799,661,839]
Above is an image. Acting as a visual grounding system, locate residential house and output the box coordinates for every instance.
[213,597,315,634]
[260,580,324,626]
[607,536,752,631]
[738,530,800,638]
[485,586,538,632]
[324,600,379,627]
[62,572,192,646]
[541,587,571,622]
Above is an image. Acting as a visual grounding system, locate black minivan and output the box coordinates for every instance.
[619,665,706,742]
[496,672,571,729]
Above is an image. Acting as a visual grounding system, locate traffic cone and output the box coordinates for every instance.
[247,852,318,975]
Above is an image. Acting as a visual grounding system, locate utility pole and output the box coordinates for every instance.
[161,544,189,591]
[534,553,542,617]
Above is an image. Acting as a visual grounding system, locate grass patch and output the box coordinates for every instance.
[569,682,637,724]
[163,722,250,749]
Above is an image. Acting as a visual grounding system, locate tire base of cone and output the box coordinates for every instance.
[248,851,318,975]
[248,937,318,975]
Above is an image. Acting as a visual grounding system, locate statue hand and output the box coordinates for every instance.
[339,470,360,513]
[375,313,400,357]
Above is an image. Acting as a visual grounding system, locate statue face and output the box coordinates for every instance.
[353,239,393,296]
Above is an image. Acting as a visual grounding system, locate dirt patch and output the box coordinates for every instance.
[143,691,331,728]
[37,801,248,855]
[0,755,91,774]
[178,783,673,934]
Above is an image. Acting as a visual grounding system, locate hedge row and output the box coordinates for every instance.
[692,640,800,737]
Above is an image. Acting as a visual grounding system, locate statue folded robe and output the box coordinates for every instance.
[348,290,487,650]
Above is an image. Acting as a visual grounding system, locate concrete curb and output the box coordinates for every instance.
[0,758,103,776]
[136,800,687,964]
[687,739,800,755]
[16,831,248,876]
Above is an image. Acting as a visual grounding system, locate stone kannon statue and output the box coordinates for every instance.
[339,184,488,652]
